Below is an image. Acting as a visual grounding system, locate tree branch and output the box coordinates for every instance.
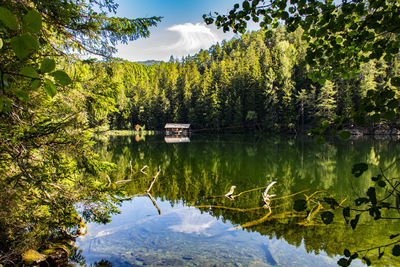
[146,166,161,193]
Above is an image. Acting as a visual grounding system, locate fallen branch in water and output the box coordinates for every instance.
[208,186,267,200]
[304,190,326,201]
[263,181,277,208]
[141,165,148,175]
[224,185,236,199]
[115,179,132,184]
[147,192,161,215]
[195,205,265,212]
[146,166,161,193]
[129,160,134,175]
[106,175,111,187]
[272,189,309,201]
[236,206,272,229]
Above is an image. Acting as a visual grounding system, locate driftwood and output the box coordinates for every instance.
[106,175,111,187]
[129,160,134,175]
[141,165,148,175]
[115,179,132,185]
[146,192,161,215]
[224,185,236,199]
[262,181,277,208]
[146,166,161,193]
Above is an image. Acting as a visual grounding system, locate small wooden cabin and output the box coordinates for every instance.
[165,123,191,135]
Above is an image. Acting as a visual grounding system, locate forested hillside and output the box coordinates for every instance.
[91,27,400,133]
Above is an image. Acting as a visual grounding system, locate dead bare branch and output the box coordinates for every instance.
[129,160,134,175]
[146,192,161,215]
[106,175,111,187]
[141,165,148,175]
[146,166,161,193]
[114,179,132,184]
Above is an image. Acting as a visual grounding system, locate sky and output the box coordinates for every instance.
[112,0,259,62]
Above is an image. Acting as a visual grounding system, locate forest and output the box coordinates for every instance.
[73,27,400,133]
[1,0,400,265]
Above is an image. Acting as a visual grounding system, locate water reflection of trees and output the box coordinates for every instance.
[101,134,400,265]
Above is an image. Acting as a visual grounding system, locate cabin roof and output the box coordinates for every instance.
[164,123,191,129]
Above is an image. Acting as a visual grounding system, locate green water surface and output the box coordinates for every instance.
[77,134,400,266]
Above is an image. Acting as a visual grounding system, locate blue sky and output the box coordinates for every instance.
[112,0,259,61]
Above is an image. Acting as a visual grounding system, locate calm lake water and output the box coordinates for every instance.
[77,134,400,266]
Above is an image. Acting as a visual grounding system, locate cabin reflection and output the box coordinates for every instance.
[164,136,190,143]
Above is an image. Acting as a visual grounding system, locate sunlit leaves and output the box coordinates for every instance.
[44,79,57,98]
[51,70,72,85]
[0,95,11,112]
[31,80,41,90]
[22,10,42,34]
[13,89,29,102]
[11,33,39,59]
[20,66,39,79]
[0,38,3,49]
[40,59,56,73]
[0,7,18,30]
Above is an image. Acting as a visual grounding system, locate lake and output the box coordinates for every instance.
[77,134,400,266]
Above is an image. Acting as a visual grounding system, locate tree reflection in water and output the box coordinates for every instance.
[83,134,400,266]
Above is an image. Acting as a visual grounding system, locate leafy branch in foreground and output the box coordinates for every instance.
[0,0,160,264]
[205,0,400,135]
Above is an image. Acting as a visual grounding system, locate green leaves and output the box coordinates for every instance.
[44,79,57,98]
[351,163,368,177]
[2,8,42,60]
[22,10,42,34]
[362,256,371,266]
[392,245,400,256]
[350,214,360,230]
[321,211,334,224]
[338,251,358,267]
[0,7,18,30]
[13,89,29,102]
[20,66,39,79]
[367,187,377,205]
[11,33,39,59]
[51,70,72,86]
[343,207,350,223]
[40,59,56,73]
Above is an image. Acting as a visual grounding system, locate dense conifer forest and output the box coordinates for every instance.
[82,28,400,133]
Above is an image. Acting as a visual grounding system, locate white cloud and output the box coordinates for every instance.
[168,208,216,234]
[115,22,233,62]
[166,23,222,53]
